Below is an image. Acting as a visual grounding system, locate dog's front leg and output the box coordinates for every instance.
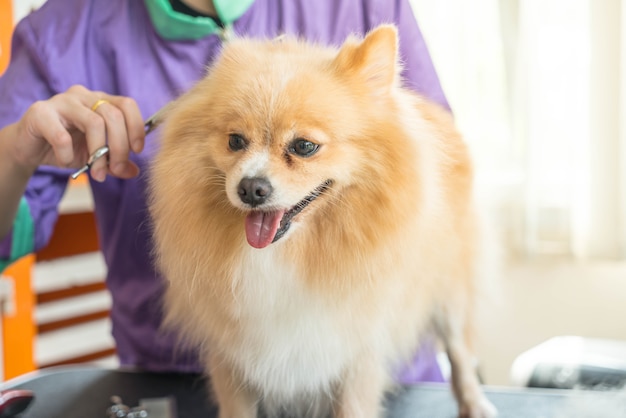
[207,354,258,418]
[435,305,497,418]
[333,355,389,418]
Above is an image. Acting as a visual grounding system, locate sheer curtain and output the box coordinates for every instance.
[410,0,626,260]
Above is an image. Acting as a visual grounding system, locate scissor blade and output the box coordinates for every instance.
[144,101,174,135]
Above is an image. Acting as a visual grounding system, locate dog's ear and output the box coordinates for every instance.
[333,25,400,96]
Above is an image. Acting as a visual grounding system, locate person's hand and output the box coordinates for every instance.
[10,84,145,182]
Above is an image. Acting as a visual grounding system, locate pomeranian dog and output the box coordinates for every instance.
[148,25,497,418]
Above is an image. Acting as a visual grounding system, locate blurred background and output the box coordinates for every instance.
[1,0,625,388]
[410,0,626,387]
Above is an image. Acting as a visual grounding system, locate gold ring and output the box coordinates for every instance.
[91,99,109,112]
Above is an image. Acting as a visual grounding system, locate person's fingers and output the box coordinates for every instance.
[90,98,138,179]
[66,87,143,181]
[109,95,145,154]
[58,95,110,182]
[25,100,75,166]
[21,86,144,181]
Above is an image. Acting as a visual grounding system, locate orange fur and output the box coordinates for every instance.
[148,25,496,418]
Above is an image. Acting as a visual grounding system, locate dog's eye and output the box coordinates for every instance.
[289,139,319,157]
[228,134,248,151]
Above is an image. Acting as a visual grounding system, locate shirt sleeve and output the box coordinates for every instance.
[0,16,71,272]
[370,0,450,110]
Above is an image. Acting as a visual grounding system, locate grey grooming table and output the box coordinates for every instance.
[2,366,623,417]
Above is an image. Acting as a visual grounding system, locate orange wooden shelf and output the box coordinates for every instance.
[0,0,13,75]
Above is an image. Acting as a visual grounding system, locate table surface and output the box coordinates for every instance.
[3,366,624,418]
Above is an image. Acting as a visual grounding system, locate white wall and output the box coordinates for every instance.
[12,0,47,24]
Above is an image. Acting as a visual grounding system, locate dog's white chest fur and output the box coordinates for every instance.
[226,247,353,398]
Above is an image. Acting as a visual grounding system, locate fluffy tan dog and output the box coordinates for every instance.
[149,25,497,418]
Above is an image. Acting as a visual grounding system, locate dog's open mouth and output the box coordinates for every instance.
[244,179,333,249]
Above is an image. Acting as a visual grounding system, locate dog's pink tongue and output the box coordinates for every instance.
[245,210,285,249]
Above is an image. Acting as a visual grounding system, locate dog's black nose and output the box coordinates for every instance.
[238,177,273,207]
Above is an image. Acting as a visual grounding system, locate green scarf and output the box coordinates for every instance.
[144,0,254,40]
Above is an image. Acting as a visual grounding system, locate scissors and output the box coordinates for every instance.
[70,104,168,179]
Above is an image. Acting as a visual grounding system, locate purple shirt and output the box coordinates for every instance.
[0,0,447,381]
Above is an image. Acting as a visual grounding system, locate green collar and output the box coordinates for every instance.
[144,0,255,40]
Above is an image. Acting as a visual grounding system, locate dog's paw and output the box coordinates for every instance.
[459,395,498,418]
